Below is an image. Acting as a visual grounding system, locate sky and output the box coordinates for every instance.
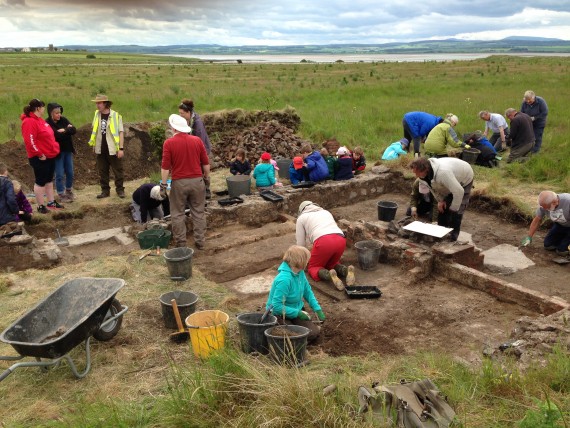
[1,0,569,48]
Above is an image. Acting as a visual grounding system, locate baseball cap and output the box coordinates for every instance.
[261,152,271,160]
[293,156,304,170]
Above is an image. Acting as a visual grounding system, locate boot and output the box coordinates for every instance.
[65,188,75,202]
[318,269,331,281]
[449,212,463,242]
[333,263,348,278]
[329,269,345,291]
[346,265,356,286]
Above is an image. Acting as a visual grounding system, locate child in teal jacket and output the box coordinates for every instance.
[253,152,276,189]
[266,245,326,343]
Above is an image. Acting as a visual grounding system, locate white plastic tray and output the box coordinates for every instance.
[403,221,453,238]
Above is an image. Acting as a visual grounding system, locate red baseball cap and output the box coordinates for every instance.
[293,156,303,170]
[261,152,271,160]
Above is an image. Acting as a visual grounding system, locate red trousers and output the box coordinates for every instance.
[307,234,346,281]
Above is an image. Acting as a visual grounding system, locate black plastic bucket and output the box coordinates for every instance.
[354,240,383,270]
[163,247,194,281]
[462,148,481,165]
[377,201,398,221]
[264,325,310,365]
[226,175,252,198]
[159,290,199,329]
[276,158,291,179]
[236,312,278,354]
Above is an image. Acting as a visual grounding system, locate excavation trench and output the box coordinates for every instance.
[3,169,568,364]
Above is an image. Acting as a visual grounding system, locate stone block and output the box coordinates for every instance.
[115,233,134,246]
[433,242,484,269]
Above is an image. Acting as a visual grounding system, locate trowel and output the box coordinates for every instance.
[54,229,69,247]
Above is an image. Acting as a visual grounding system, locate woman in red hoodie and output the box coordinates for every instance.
[21,99,62,213]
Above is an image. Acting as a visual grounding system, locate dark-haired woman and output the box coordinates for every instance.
[179,99,212,199]
[20,99,63,213]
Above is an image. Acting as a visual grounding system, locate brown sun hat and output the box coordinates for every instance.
[91,94,110,102]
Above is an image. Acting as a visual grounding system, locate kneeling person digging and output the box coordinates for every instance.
[296,200,355,291]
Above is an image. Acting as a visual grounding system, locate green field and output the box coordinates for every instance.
[1,51,569,192]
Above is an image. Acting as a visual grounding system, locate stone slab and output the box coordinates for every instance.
[66,227,124,247]
[115,233,135,246]
[482,243,535,274]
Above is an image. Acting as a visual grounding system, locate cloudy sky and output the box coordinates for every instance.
[1,0,569,48]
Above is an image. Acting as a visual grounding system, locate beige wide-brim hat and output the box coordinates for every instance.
[91,94,110,102]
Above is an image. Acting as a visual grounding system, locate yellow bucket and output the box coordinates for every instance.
[185,310,230,358]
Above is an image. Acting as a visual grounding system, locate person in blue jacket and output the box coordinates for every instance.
[334,146,354,180]
[382,138,409,160]
[403,111,444,156]
[289,156,307,185]
[462,131,498,168]
[300,144,329,182]
[266,245,325,343]
[520,90,548,154]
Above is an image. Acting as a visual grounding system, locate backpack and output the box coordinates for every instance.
[357,378,456,427]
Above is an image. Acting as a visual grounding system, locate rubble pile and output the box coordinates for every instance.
[488,308,570,369]
[210,120,313,168]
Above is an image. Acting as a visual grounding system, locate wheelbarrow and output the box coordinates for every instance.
[0,277,128,382]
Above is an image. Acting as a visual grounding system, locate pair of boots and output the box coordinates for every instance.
[318,264,355,291]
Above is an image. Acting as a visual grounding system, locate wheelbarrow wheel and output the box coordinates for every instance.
[93,299,123,341]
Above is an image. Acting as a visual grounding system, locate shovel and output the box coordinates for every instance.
[169,299,191,343]
[259,304,273,324]
[54,229,69,247]
[163,209,191,221]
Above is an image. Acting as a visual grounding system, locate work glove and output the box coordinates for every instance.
[464,144,471,149]
[520,236,532,247]
[159,183,168,200]
[297,310,310,321]
[410,207,418,219]
[203,176,211,187]
[316,310,326,321]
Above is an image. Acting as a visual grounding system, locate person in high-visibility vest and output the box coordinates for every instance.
[88,94,125,199]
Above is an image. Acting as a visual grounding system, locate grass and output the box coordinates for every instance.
[1,52,570,426]
[1,52,569,195]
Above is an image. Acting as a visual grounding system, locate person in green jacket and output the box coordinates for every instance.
[320,147,337,179]
[266,245,326,343]
[424,114,468,158]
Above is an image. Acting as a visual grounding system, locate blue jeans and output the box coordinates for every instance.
[544,223,570,252]
[54,152,74,194]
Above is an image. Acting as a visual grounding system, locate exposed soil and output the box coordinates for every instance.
[1,113,567,366]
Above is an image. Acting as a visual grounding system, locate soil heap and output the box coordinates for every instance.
[0,108,307,192]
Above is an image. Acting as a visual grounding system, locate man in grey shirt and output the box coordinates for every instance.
[521,191,570,256]
[479,110,510,152]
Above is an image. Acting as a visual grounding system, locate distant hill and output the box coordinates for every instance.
[61,38,570,55]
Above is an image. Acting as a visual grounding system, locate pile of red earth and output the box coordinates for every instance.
[210,119,313,167]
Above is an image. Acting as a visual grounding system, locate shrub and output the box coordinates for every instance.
[86,54,96,59]
[149,124,166,159]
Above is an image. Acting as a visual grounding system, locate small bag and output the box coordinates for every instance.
[358,378,456,428]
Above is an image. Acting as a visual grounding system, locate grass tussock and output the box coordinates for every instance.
[50,347,570,428]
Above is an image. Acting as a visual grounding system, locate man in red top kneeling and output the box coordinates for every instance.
[161,114,210,249]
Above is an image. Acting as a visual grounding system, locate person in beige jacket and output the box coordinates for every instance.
[410,157,474,241]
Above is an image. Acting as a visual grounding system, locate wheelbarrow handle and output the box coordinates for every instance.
[98,304,129,330]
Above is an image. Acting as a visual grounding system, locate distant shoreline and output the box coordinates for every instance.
[159,52,570,64]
